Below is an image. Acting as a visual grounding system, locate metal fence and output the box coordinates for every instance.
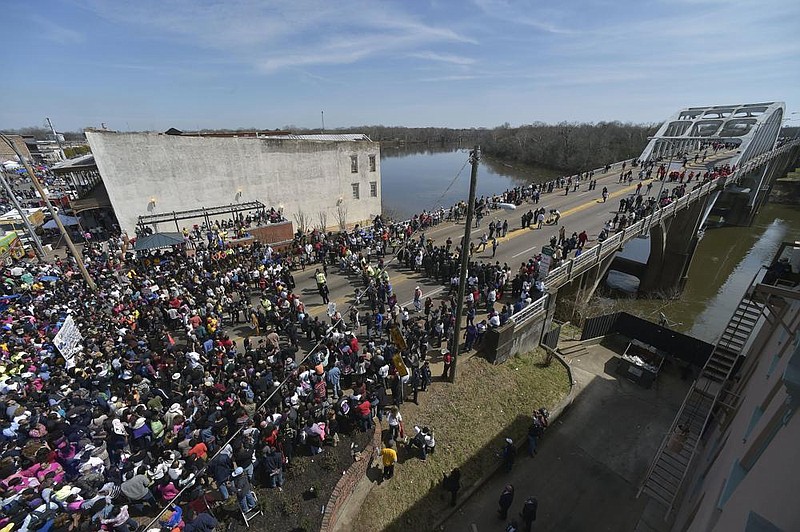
[542,322,562,349]
[580,313,620,340]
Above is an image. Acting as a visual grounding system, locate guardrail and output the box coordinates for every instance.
[509,293,549,324]
[540,140,800,291]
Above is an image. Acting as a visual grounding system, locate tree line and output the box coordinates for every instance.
[0,121,700,173]
[331,122,659,173]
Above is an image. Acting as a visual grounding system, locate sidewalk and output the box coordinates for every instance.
[444,336,689,532]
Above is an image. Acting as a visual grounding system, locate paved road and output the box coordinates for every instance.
[289,149,737,327]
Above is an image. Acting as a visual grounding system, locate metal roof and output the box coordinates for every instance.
[50,154,95,170]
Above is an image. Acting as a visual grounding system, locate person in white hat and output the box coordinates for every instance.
[502,437,516,472]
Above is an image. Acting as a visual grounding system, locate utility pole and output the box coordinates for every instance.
[0,134,97,292]
[321,110,325,133]
[450,146,479,383]
[46,117,66,161]
[0,169,45,258]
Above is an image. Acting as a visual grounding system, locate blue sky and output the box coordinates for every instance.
[2,0,799,132]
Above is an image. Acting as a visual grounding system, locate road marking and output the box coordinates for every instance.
[492,179,652,246]
[512,244,540,258]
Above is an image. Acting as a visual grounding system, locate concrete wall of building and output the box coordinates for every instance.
[674,298,800,532]
[0,135,32,162]
[85,131,381,235]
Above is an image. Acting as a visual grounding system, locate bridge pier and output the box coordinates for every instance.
[639,194,708,296]
[553,253,616,321]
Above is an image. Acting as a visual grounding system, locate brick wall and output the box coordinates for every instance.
[248,221,294,245]
[320,426,382,532]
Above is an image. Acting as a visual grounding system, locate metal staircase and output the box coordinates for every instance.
[639,387,715,509]
[637,289,765,517]
[701,296,763,382]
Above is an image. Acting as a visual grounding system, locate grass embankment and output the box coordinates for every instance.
[352,349,570,532]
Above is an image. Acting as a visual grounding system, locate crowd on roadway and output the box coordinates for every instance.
[0,199,484,531]
[0,146,737,531]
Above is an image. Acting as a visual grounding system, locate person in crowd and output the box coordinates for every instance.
[378,440,398,480]
[498,484,515,520]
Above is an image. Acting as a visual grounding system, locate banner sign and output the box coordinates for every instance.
[53,315,83,368]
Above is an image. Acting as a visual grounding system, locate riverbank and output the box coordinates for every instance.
[770,168,800,204]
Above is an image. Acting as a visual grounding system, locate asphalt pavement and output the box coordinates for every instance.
[443,339,689,532]
[288,149,738,328]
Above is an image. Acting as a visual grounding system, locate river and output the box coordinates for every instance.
[380,147,800,344]
[380,145,560,219]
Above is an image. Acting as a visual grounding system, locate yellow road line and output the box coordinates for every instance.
[492,179,652,245]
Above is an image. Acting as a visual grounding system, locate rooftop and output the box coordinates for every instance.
[50,154,96,170]
[262,133,372,142]
[86,128,373,142]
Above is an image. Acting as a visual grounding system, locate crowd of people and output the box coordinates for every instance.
[0,142,738,532]
[0,198,480,531]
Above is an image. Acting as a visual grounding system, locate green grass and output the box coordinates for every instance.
[352,349,570,531]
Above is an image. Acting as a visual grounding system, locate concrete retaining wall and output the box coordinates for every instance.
[86,131,382,235]
[484,308,549,364]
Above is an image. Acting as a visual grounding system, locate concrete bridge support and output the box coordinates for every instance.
[553,253,616,321]
[639,194,708,296]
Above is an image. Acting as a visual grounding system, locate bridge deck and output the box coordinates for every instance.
[297,147,739,323]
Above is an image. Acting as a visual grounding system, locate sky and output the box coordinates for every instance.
[2,0,799,132]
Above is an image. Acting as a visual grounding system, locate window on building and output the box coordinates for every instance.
[370,181,377,197]
[350,155,358,173]
[743,406,764,441]
[351,183,360,199]
[369,154,376,172]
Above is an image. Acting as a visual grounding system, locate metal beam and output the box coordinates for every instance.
[137,200,266,226]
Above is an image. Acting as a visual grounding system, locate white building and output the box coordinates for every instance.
[85,130,381,235]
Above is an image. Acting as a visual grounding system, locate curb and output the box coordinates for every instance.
[432,346,577,530]
[320,425,382,532]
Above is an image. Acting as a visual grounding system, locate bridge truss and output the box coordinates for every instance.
[640,101,785,168]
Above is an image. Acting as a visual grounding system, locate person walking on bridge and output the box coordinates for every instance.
[601,186,608,202]
[413,285,423,312]
[520,496,538,532]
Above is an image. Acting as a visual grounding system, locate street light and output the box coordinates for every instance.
[0,134,96,291]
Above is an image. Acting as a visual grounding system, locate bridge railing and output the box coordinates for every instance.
[571,243,601,276]
[599,232,624,258]
[509,293,549,324]
[539,140,800,292]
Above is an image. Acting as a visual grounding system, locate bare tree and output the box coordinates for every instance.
[293,209,310,234]
[317,210,328,231]
[336,204,348,232]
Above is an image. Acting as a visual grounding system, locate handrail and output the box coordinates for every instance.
[636,378,700,498]
[509,293,549,324]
